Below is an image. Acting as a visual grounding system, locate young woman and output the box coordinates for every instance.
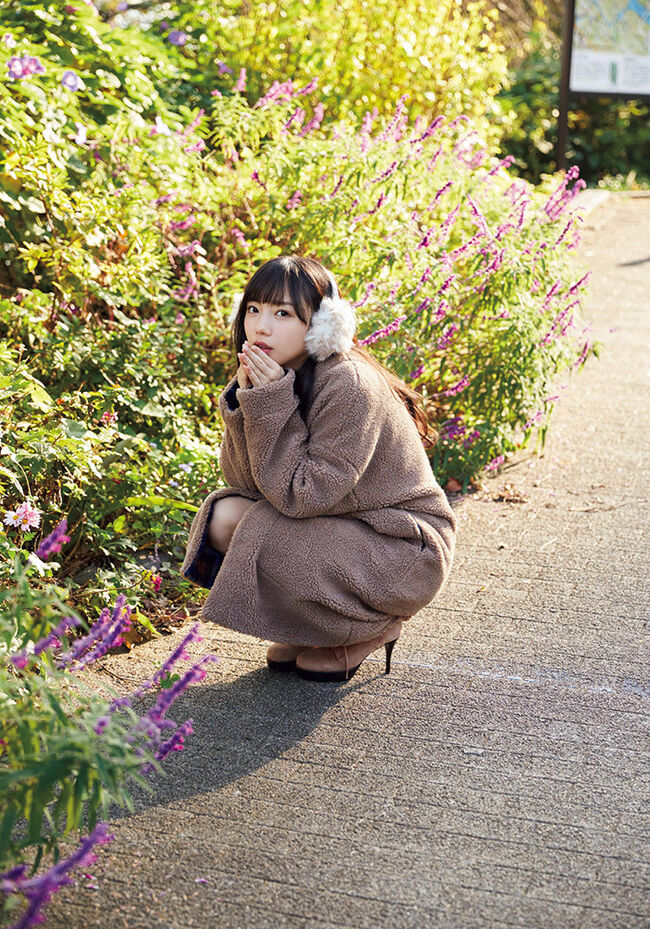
[181,255,456,682]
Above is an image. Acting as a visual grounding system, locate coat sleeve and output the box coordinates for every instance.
[217,377,259,494]
[236,363,380,519]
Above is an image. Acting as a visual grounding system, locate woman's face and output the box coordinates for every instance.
[243,287,310,371]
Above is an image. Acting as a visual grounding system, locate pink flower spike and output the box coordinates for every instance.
[484,455,505,472]
[285,190,303,211]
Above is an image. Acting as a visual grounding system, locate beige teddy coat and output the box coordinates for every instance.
[180,350,456,646]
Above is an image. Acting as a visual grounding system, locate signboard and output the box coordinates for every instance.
[569,0,650,96]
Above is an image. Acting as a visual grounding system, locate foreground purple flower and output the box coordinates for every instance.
[0,822,114,929]
[36,518,71,560]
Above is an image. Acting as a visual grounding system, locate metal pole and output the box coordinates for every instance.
[557,0,576,172]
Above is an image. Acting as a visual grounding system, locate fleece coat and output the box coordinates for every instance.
[180,350,456,646]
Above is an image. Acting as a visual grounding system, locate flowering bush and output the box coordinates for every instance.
[0,519,218,928]
[161,0,510,149]
[0,8,598,920]
[0,1,595,630]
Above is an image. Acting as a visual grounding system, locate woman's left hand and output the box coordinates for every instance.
[241,341,285,388]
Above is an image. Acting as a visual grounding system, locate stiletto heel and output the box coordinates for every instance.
[295,628,402,682]
[384,638,397,674]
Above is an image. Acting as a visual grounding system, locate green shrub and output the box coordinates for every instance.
[496,28,650,186]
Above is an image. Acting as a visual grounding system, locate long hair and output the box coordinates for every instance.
[230,255,437,449]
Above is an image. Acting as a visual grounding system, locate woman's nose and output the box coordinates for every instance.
[255,313,272,333]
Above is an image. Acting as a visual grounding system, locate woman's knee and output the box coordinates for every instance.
[208,495,255,553]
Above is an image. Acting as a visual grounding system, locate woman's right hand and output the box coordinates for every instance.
[236,347,252,389]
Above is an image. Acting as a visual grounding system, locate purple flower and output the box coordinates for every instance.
[352,282,376,309]
[440,374,470,397]
[431,182,452,206]
[155,719,194,760]
[370,160,398,184]
[358,314,407,347]
[175,238,201,257]
[167,30,187,46]
[440,415,466,441]
[184,139,205,154]
[61,69,80,91]
[36,518,71,560]
[6,56,25,80]
[285,190,303,211]
[23,56,45,77]
[217,60,233,75]
[254,79,296,108]
[567,271,591,295]
[484,455,505,472]
[56,596,131,670]
[300,102,325,136]
[230,227,248,250]
[283,107,305,133]
[235,67,246,92]
[435,323,459,351]
[297,77,318,95]
[169,215,196,231]
[0,822,113,929]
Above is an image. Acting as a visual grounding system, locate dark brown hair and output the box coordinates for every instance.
[231,255,436,449]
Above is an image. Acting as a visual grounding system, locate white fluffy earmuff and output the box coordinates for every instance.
[304,270,357,361]
[227,270,357,361]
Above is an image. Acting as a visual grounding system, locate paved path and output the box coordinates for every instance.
[46,193,649,929]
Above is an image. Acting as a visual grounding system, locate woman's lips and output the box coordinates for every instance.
[255,344,273,352]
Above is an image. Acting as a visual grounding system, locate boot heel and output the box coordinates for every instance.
[384,638,398,674]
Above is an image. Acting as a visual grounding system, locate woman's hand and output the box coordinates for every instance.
[239,341,285,388]
[236,350,252,390]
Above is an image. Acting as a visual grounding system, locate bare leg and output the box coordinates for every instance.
[208,495,256,554]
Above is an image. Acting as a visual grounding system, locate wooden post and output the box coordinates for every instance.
[557,0,576,172]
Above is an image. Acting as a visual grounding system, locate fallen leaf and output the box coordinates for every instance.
[445,478,463,493]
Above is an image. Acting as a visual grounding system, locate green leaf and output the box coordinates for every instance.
[28,381,54,411]
[60,418,90,439]
[132,608,161,637]
[125,495,198,512]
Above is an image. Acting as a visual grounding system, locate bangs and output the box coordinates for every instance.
[243,258,320,323]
